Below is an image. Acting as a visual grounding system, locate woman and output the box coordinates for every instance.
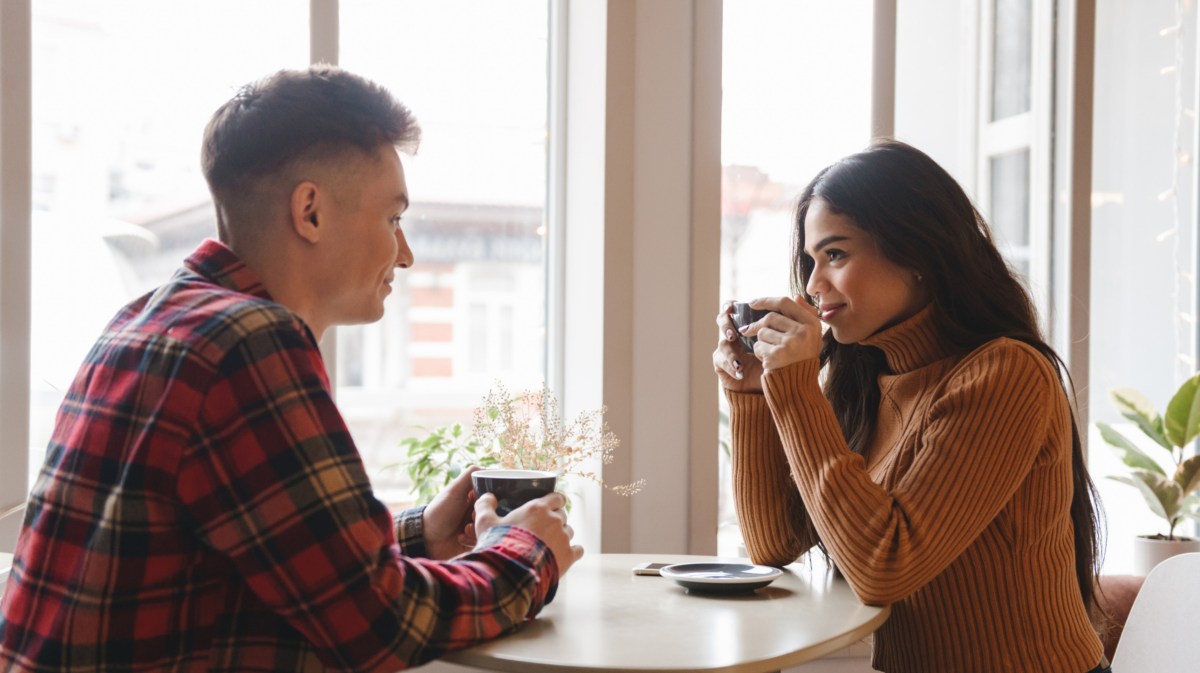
[713,139,1107,672]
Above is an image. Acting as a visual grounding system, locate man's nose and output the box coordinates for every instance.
[395,229,414,268]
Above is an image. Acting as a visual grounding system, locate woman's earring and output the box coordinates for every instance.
[916,273,923,282]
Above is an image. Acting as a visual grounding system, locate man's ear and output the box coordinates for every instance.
[289,181,322,244]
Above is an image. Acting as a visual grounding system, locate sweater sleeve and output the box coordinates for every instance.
[761,341,1054,605]
[726,389,818,567]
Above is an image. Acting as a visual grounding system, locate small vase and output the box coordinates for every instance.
[1132,535,1200,576]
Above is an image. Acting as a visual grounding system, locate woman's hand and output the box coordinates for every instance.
[713,301,766,393]
[714,297,822,386]
[745,296,823,370]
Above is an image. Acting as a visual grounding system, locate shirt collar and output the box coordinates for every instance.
[860,304,956,373]
[182,239,274,302]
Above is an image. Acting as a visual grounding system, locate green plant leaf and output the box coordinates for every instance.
[1182,493,1200,524]
[1110,388,1171,449]
[1176,454,1200,499]
[1165,373,1200,448]
[1096,422,1167,475]
[1109,472,1182,522]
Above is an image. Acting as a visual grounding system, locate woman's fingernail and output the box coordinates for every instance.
[735,370,744,380]
[725,329,735,340]
[738,325,749,333]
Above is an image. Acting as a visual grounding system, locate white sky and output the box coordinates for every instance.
[722,0,873,187]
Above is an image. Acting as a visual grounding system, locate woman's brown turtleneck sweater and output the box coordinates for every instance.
[727,307,1103,672]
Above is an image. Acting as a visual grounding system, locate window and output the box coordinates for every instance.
[4,1,550,541]
[975,0,1052,318]
[1088,0,1199,572]
[9,0,1187,566]
[718,0,874,556]
[27,0,306,486]
[338,0,550,507]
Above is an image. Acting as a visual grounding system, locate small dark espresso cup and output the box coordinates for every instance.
[471,469,558,515]
[730,302,774,354]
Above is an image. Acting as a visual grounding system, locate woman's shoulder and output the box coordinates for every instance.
[946,336,1062,391]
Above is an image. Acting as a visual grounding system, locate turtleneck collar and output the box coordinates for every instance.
[859,304,957,374]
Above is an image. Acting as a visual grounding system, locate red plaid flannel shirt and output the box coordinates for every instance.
[0,240,558,672]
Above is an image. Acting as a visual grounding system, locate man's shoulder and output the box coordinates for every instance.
[120,276,310,361]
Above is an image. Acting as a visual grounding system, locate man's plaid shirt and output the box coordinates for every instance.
[0,240,558,672]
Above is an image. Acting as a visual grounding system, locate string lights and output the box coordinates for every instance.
[1160,0,1196,375]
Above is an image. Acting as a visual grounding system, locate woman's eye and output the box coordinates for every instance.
[825,249,845,262]
[390,215,403,228]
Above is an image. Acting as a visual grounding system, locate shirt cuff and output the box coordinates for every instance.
[475,524,561,612]
[394,505,429,558]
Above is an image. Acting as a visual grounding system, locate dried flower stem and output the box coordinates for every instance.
[471,384,644,495]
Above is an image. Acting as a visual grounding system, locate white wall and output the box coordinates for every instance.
[894,0,976,195]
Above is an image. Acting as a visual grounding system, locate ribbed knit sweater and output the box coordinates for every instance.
[728,307,1103,672]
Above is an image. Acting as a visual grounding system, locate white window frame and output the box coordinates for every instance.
[1050,0,1093,431]
[556,0,722,554]
[976,0,1055,322]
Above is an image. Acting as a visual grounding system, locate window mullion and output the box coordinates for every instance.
[0,0,33,549]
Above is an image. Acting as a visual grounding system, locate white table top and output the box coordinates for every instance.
[443,553,889,673]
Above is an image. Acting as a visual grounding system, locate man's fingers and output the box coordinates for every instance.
[475,492,499,517]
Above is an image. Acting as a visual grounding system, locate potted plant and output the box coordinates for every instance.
[399,384,643,506]
[1096,373,1200,575]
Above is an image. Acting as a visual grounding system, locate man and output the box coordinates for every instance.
[0,65,581,672]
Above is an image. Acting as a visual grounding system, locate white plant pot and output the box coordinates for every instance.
[1132,535,1200,576]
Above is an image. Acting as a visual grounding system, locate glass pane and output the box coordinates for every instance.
[992,0,1032,121]
[720,0,873,556]
[29,0,306,482]
[989,149,1030,248]
[988,148,1032,289]
[1091,0,1199,571]
[340,1,549,508]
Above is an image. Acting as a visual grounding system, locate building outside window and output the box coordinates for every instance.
[339,0,549,507]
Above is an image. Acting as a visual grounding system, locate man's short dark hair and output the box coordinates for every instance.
[201,64,420,201]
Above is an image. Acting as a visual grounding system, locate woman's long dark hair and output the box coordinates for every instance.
[790,139,1103,611]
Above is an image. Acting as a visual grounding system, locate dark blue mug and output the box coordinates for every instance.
[471,469,558,515]
[731,302,774,354]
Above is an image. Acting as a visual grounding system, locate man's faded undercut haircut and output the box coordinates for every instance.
[201,64,420,207]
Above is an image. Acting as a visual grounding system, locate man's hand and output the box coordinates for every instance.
[421,466,480,560]
[475,491,584,576]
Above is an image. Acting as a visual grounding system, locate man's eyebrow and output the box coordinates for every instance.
[807,235,850,255]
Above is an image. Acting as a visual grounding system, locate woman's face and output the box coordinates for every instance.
[803,198,929,344]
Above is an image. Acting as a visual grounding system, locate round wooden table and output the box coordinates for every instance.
[443,553,890,673]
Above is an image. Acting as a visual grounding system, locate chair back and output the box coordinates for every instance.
[1109,551,1200,671]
